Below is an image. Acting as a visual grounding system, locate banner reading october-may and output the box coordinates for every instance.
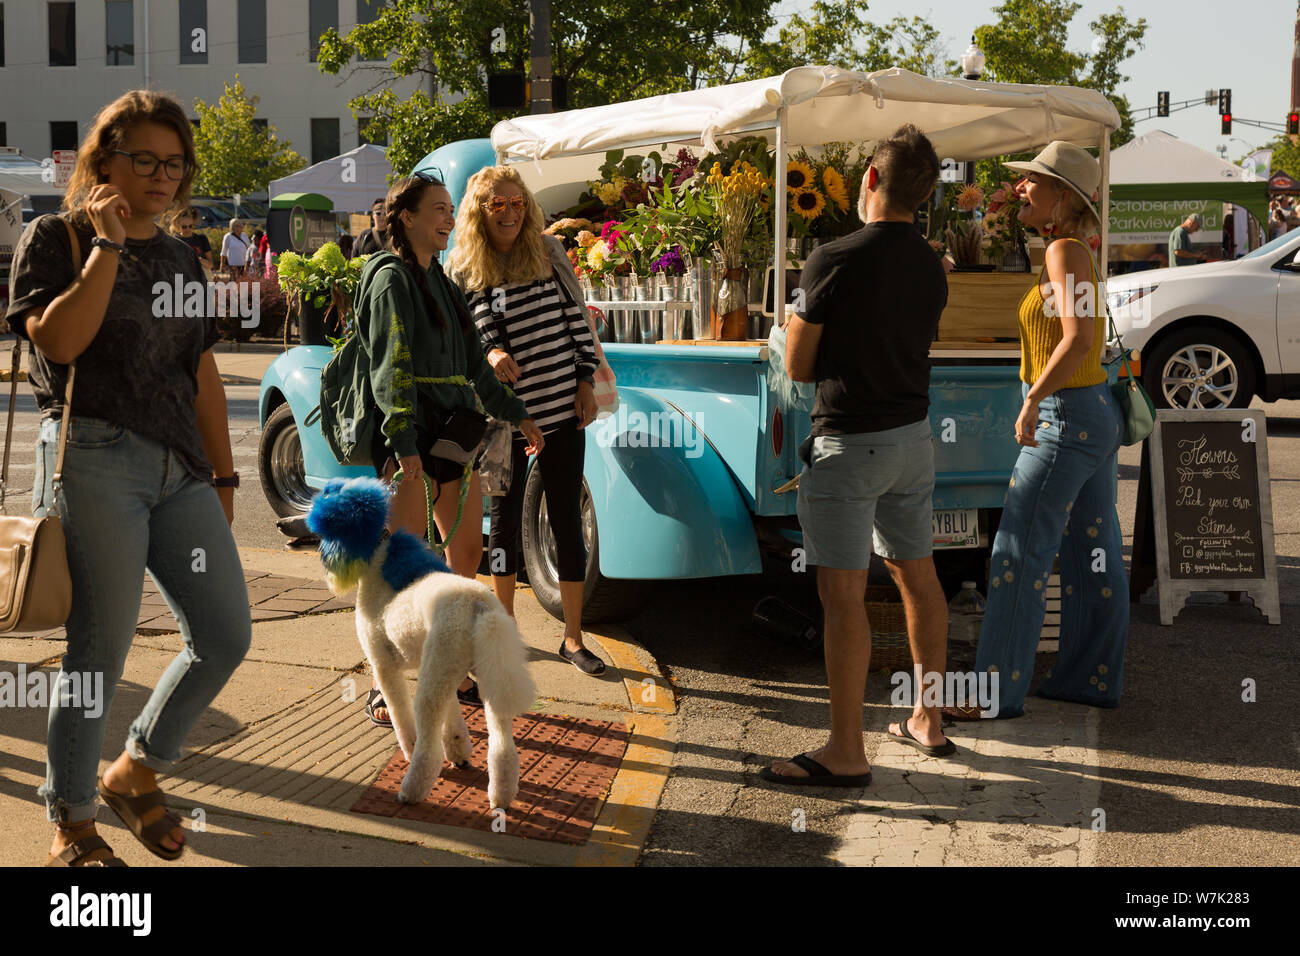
[1108,199,1222,245]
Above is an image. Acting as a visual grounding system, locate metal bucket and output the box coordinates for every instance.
[689,260,715,340]
[660,274,689,341]
[610,274,638,343]
[636,276,660,343]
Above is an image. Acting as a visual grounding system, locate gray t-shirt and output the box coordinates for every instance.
[4,214,220,481]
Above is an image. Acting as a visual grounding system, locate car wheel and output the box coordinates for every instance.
[258,403,317,517]
[1142,327,1256,410]
[520,465,650,624]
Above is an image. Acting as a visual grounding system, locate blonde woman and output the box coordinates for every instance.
[961,142,1128,719]
[447,167,604,675]
[6,90,249,865]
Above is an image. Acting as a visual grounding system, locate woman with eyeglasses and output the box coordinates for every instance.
[353,172,546,728]
[5,90,250,866]
[447,166,605,676]
[168,207,212,270]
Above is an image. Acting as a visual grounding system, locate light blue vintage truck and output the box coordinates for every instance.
[257,66,1122,622]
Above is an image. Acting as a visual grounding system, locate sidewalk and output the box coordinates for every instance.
[0,543,678,866]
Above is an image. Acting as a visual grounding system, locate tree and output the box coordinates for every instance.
[976,1,1147,148]
[1263,134,1300,181]
[192,77,307,197]
[316,0,776,177]
[742,0,956,79]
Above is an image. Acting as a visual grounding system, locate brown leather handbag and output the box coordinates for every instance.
[0,218,79,632]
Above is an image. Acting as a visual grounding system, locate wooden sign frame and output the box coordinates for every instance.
[1149,409,1280,625]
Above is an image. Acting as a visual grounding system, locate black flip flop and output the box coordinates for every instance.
[758,753,872,788]
[365,687,393,728]
[889,716,957,757]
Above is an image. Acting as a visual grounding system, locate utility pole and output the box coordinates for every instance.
[529,0,552,114]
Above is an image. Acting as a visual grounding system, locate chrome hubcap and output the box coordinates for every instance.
[269,422,315,511]
[1161,345,1237,409]
[536,485,596,583]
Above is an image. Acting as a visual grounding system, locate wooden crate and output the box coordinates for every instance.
[937,272,1036,341]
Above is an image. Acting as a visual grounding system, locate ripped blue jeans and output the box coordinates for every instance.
[974,382,1129,717]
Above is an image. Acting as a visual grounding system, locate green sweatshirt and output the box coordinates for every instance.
[353,251,528,459]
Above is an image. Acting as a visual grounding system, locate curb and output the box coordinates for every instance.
[219,374,261,386]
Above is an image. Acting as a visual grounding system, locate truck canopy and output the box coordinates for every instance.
[491,65,1121,163]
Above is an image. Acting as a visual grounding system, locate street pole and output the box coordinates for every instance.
[529,0,552,114]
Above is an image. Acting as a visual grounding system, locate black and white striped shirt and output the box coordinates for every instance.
[466,278,599,434]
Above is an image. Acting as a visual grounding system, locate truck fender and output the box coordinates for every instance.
[259,346,367,486]
[583,387,761,580]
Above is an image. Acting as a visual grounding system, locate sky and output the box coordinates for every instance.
[774,0,1299,162]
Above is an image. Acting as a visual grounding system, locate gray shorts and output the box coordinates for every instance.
[797,419,935,568]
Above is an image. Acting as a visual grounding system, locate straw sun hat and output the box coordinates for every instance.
[1004,141,1101,230]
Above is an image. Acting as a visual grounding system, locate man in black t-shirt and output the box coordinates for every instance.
[762,125,956,789]
[353,198,389,256]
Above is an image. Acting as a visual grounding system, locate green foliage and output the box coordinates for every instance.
[315,0,776,177]
[1263,135,1300,181]
[742,0,955,78]
[192,77,307,196]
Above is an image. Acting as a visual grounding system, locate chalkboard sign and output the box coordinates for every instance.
[1149,409,1280,624]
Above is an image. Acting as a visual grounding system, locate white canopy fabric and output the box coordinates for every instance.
[1110,130,1248,183]
[491,65,1121,163]
[268,144,393,212]
[0,153,65,198]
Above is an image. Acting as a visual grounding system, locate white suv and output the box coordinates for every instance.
[1105,227,1300,409]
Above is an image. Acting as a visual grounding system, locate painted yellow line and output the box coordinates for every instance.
[584,626,678,716]
[574,714,675,867]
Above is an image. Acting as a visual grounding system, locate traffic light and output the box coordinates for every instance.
[1157,91,1169,117]
[1218,88,1232,115]
[1289,111,1299,135]
[1221,113,1232,134]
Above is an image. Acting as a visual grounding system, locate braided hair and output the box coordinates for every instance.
[383,175,474,334]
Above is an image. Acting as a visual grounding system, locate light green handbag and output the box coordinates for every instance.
[1104,311,1155,446]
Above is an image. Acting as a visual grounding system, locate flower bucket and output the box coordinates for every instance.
[689,259,715,340]
[611,274,639,343]
[659,274,690,341]
[634,275,660,343]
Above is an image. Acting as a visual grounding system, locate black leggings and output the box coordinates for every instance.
[489,419,586,581]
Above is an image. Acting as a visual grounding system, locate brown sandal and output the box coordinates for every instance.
[45,833,128,867]
[97,774,185,861]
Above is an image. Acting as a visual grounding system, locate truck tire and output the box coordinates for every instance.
[259,403,317,517]
[520,464,650,624]
[1142,327,1255,410]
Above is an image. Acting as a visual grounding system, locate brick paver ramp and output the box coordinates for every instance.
[352,707,629,844]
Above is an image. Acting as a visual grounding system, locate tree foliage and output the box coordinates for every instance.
[316,0,775,176]
[1262,134,1300,181]
[191,77,307,197]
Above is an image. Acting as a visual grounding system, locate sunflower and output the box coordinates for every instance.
[822,167,849,213]
[792,186,826,220]
[787,160,815,192]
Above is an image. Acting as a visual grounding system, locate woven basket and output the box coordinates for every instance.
[866,584,912,673]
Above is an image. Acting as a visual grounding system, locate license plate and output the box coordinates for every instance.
[933,508,980,549]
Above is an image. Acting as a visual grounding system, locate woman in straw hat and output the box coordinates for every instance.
[953,141,1128,719]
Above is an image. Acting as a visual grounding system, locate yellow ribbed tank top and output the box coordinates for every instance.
[1017,237,1107,388]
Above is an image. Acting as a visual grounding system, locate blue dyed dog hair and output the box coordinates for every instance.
[381,531,452,592]
[307,477,391,564]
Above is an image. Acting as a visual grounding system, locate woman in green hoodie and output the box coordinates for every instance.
[354,173,544,725]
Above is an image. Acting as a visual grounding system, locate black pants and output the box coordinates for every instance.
[489,419,586,581]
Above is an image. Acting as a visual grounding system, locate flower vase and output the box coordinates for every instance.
[689,258,715,340]
[635,275,660,343]
[713,262,749,340]
[999,244,1029,273]
[659,273,690,341]
[611,274,639,343]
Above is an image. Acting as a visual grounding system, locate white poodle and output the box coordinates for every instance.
[307,477,537,809]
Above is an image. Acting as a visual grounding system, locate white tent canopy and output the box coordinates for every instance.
[268,144,393,212]
[491,65,1121,163]
[1110,130,1249,183]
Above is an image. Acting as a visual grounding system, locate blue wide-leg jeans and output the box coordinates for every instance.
[974,382,1129,717]
[32,416,251,823]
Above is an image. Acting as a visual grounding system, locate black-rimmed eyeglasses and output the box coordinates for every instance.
[114,149,189,180]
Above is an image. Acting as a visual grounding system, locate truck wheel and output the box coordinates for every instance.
[521,465,650,624]
[259,403,317,517]
[1143,328,1255,410]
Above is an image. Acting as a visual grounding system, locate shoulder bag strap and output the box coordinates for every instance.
[0,330,19,513]
[49,218,81,518]
[1066,236,1137,384]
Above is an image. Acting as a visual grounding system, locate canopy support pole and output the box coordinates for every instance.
[1099,125,1110,283]
[774,106,788,328]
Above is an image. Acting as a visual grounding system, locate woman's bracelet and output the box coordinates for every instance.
[90,236,129,256]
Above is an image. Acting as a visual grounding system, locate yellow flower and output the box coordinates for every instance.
[596,181,622,205]
[822,167,849,212]
[587,240,609,270]
[791,186,826,220]
[787,160,814,191]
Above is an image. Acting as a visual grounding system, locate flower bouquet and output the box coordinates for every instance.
[274,242,371,346]
[706,159,771,338]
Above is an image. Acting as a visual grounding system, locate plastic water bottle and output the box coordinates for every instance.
[948,581,987,645]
